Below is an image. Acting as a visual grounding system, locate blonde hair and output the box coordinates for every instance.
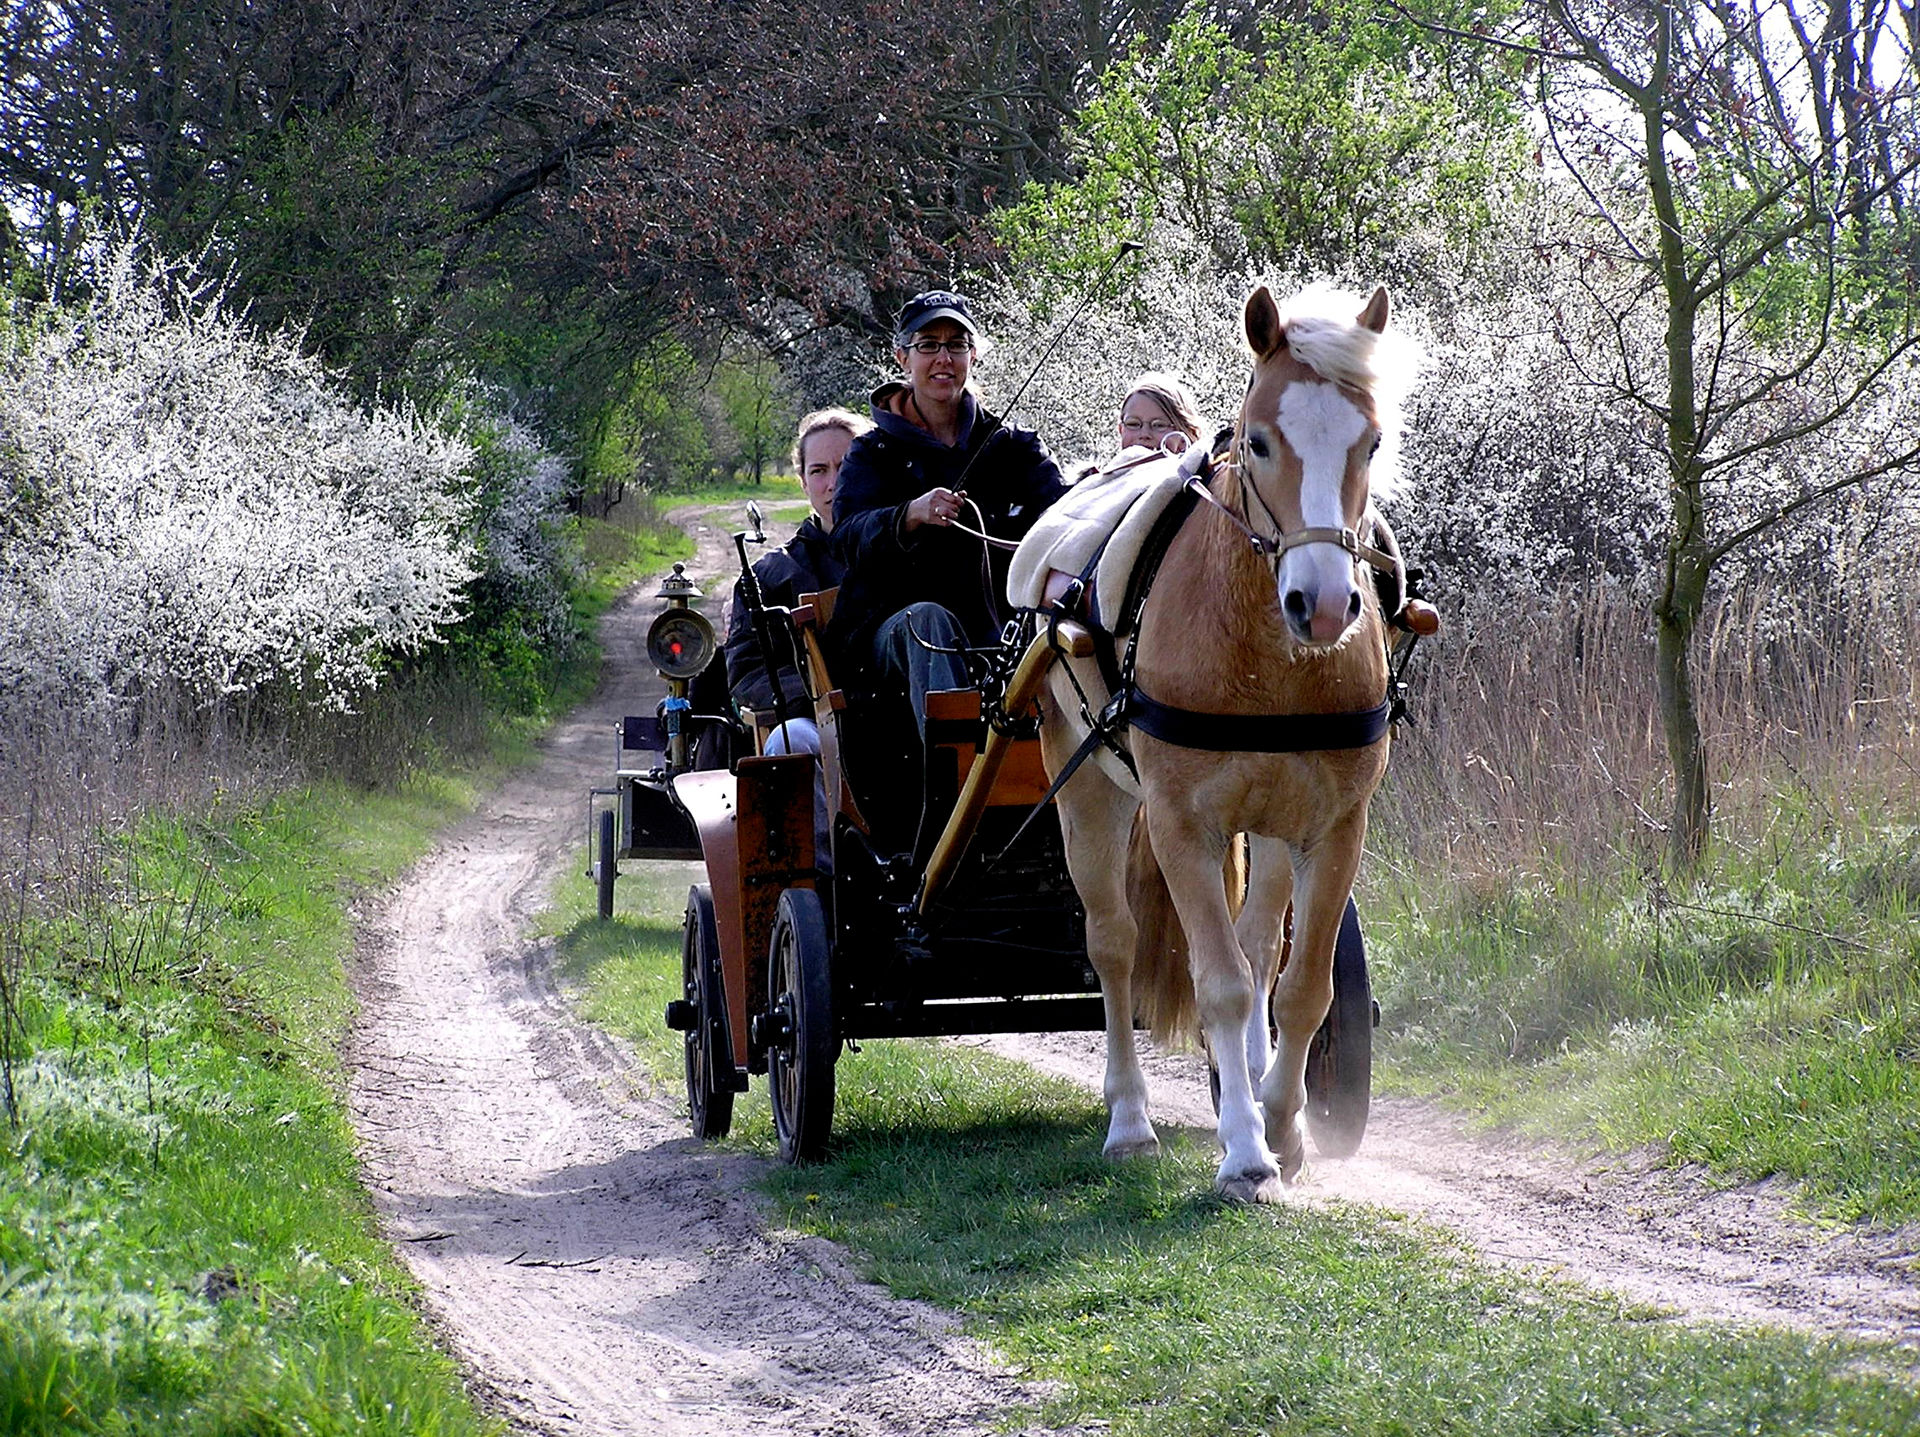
[792,406,871,473]
[1121,372,1205,441]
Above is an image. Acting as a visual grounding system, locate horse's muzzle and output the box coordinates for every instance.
[1281,579,1363,645]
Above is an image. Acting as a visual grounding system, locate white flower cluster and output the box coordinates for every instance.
[451,388,582,653]
[0,241,479,716]
[977,218,1920,635]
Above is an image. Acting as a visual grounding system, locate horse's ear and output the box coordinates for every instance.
[1358,285,1390,334]
[1244,286,1285,358]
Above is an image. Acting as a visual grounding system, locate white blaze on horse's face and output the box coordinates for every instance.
[1268,381,1373,646]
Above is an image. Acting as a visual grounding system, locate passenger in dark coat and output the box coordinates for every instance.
[725,406,867,724]
[829,291,1068,735]
[724,511,842,717]
[722,407,868,870]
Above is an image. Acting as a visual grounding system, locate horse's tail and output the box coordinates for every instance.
[1127,820,1250,1050]
[1127,811,1196,1048]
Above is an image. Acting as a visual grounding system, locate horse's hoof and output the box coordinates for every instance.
[1215,1168,1287,1204]
[1103,1133,1163,1160]
[1266,1113,1306,1182]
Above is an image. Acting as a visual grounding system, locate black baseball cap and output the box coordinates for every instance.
[895,290,978,341]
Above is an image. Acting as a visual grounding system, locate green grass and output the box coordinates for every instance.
[554,856,1920,1437]
[0,456,698,1431]
[573,511,692,614]
[0,783,503,1435]
[1365,808,1920,1222]
[655,475,804,507]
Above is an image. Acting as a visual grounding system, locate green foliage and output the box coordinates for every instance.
[202,114,462,385]
[579,339,715,505]
[1369,804,1920,1221]
[0,791,499,1435]
[994,0,1528,301]
[710,345,798,484]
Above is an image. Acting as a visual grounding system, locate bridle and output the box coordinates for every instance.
[1178,425,1399,583]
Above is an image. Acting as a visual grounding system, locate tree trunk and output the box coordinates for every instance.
[1641,6,1715,870]
[1655,569,1711,870]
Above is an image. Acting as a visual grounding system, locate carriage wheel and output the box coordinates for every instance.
[1303,896,1373,1158]
[680,885,735,1139]
[596,808,618,921]
[765,887,836,1163]
[1206,895,1374,1158]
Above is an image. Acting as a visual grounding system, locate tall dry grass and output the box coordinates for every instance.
[0,654,510,1121]
[1370,577,1920,889]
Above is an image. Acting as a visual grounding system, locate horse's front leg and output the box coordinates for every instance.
[1047,722,1158,1159]
[1230,834,1295,1112]
[1149,809,1283,1202]
[1257,820,1365,1169]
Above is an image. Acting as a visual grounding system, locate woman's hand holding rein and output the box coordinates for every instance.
[905,487,967,531]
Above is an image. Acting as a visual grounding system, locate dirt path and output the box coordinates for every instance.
[348,501,1916,1436]
[972,1032,1920,1353]
[348,505,1051,1435]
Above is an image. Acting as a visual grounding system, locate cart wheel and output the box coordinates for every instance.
[681,885,735,1139]
[766,887,836,1163]
[596,808,618,920]
[1304,896,1372,1158]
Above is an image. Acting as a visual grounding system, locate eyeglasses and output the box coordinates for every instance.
[906,338,975,356]
[1120,417,1177,435]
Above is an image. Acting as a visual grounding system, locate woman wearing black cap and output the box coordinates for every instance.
[829,290,1068,838]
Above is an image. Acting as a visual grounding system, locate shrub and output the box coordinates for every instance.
[0,239,478,723]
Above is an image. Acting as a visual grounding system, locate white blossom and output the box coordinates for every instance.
[0,240,480,715]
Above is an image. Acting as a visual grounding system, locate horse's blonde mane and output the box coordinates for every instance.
[1269,285,1423,500]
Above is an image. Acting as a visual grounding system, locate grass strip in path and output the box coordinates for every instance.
[556,861,1920,1437]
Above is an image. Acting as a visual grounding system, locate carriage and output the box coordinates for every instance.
[589,511,1384,1166]
[590,284,1436,1197]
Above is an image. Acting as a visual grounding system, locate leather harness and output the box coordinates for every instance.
[986,455,1398,865]
[1061,451,1394,760]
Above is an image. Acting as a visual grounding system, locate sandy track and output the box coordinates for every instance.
[349,501,1916,1436]
[348,507,1051,1435]
[972,1032,1920,1353]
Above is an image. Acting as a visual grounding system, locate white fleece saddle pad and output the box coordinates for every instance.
[1008,445,1204,633]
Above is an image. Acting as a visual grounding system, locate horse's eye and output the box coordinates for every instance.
[1246,434,1271,460]
[1368,435,1382,458]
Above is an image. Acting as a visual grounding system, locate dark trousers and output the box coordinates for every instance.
[871,602,971,749]
[871,602,971,857]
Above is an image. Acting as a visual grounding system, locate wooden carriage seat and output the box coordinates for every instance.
[788,588,866,834]
[787,591,1094,841]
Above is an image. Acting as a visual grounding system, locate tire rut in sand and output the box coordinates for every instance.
[967,1030,1920,1355]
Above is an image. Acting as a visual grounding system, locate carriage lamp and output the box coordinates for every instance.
[646,607,716,681]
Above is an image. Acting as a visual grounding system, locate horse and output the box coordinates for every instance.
[1038,283,1418,1202]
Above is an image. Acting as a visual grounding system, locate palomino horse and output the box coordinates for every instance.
[1040,284,1416,1202]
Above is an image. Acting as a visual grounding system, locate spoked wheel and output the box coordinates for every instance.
[596,808,618,921]
[1303,896,1373,1158]
[678,885,735,1139]
[765,887,836,1163]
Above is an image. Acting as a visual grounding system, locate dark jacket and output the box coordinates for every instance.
[829,385,1067,674]
[724,515,844,714]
